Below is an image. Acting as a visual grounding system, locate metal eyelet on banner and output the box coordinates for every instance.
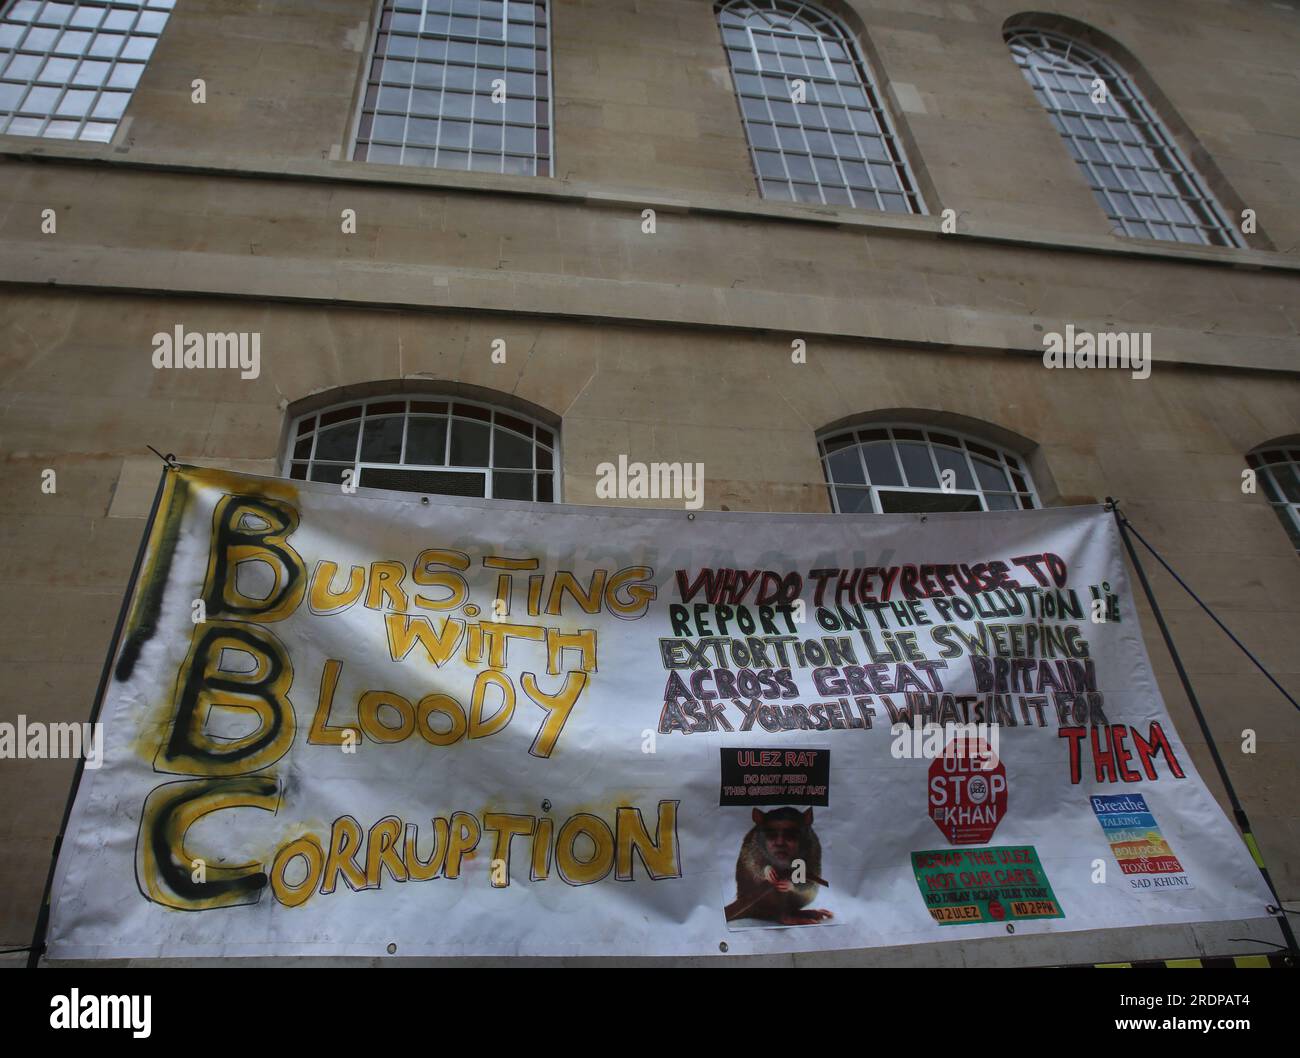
[146,444,179,470]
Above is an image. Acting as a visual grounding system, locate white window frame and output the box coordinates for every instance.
[817,423,1039,514]
[0,0,175,143]
[346,0,556,178]
[1006,26,1240,248]
[717,0,925,213]
[284,394,561,503]
[1247,441,1300,555]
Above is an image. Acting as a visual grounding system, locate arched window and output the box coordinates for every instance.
[285,395,558,502]
[1005,26,1238,247]
[818,424,1038,514]
[351,0,552,176]
[716,0,923,212]
[1246,440,1300,553]
[0,0,173,142]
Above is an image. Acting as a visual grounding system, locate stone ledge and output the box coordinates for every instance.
[2,244,1296,376]
[2,139,1293,275]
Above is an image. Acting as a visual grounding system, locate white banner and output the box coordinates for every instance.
[46,467,1272,957]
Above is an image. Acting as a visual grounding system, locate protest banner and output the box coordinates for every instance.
[45,466,1273,957]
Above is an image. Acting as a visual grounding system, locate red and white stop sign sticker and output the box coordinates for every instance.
[928,737,1007,845]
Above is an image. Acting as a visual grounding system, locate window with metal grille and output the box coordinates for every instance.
[0,0,173,142]
[286,396,559,502]
[716,0,923,212]
[818,425,1038,514]
[1246,442,1300,554]
[1005,27,1239,247]
[351,0,552,176]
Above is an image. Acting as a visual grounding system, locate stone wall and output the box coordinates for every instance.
[0,0,1296,965]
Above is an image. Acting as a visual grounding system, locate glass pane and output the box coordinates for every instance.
[933,447,975,491]
[1279,509,1300,550]
[972,458,1011,493]
[449,419,490,466]
[827,446,864,484]
[361,416,404,463]
[835,487,874,513]
[897,442,939,487]
[91,92,127,119]
[309,463,348,484]
[367,143,402,163]
[320,404,361,427]
[314,422,360,462]
[405,417,447,464]
[454,402,492,422]
[861,442,903,485]
[493,427,533,468]
[1274,465,1300,504]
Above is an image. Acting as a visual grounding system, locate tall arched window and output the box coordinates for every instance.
[1246,440,1300,554]
[716,0,923,212]
[1005,26,1238,247]
[351,0,552,176]
[285,395,559,502]
[0,0,174,142]
[818,424,1038,514]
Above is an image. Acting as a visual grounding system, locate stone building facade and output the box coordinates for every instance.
[0,0,1296,965]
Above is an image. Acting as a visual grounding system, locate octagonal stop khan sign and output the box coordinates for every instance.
[928,738,1007,845]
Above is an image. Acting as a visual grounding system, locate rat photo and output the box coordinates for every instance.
[724,807,832,926]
